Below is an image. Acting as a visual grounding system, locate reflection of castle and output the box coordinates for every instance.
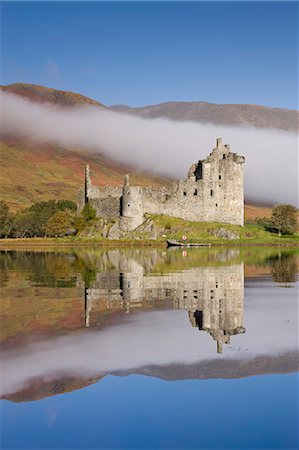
[84,252,245,354]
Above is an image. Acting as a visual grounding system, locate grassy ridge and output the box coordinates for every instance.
[149,215,299,244]
[0,215,298,247]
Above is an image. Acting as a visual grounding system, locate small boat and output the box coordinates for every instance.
[166,239,211,248]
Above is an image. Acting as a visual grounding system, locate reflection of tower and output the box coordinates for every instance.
[187,263,245,353]
[84,287,92,327]
[119,258,144,313]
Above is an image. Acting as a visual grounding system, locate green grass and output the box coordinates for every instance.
[0,214,298,248]
[145,214,299,245]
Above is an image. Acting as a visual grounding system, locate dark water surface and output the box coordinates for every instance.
[0,247,298,449]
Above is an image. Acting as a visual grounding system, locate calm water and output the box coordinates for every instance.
[0,247,298,449]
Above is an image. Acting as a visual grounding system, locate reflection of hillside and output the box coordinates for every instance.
[3,351,298,404]
[1,376,102,403]
[1,248,297,348]
[1,248,298,403]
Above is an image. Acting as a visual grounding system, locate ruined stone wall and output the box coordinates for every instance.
[78,138,245,226]
[141,138,244,225]
[88,183,122,219]
[89,196,121,219]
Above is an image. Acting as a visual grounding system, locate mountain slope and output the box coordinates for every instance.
[111,101,298,132]
[1,82,105,108]
[1,82,287,216]
[0,83,170,211]
[0,136,169,211]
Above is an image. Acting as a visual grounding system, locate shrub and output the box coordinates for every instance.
[82,203,97,222]
[45,210,77,237]
[270,204,298,235]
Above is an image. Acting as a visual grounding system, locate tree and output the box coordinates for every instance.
[28,200,58,236]
[56,200,77,211]
[0,201,13,238]
[270,204,298,235]
[82,203,97,222]
[11,211,36,238]
[45,210,77,237]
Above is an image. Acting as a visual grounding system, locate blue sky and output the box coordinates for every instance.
[1,1,298,109]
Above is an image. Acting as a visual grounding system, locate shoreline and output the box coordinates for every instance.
[0,237,298,250]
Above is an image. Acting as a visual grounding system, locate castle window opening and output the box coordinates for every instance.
[216,203,218,207]
[194,161,203,181]
[219,175,222,180]
[194,189,198,196]
[223,154,226,159]
[210,190,213,196]
[183,191,187,196]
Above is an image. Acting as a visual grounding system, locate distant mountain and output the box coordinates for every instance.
[111,101,298,132]
[1,82,105,108]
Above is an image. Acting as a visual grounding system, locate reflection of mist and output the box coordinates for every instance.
[1,276,298,397]
[1,250,298,397]
[1,249,298,397]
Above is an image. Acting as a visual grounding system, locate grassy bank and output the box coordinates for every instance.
[0,214,298,249]
[146,215,299,246]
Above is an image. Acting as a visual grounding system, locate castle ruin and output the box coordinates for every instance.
[78,138,245,228]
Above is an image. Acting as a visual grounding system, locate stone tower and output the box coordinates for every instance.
[85,164,91,202]
[120,175,144,231]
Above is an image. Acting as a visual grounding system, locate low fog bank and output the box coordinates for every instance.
[1,91,298,205]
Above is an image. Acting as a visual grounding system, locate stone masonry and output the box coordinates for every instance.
[78,138,245,228]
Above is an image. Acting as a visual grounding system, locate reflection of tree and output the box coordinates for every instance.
[268,254,297,285]
[0,251,77,288]
[82,267,97,288]
[0,251,11,287]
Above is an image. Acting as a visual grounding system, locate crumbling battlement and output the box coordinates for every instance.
[77,138,245,229]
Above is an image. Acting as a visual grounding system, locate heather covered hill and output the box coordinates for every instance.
[0,83,170,211]
[1,82,105,108]
[0,137,169,211]
[3,82,298,131]
[111,101,299,132]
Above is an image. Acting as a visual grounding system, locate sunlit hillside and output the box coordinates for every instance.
[1,82,274,218]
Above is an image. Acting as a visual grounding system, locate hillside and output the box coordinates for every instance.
[1,82,287,217]
[0,136,169,211]
[1,82,105,108]
[111,101,298,132]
